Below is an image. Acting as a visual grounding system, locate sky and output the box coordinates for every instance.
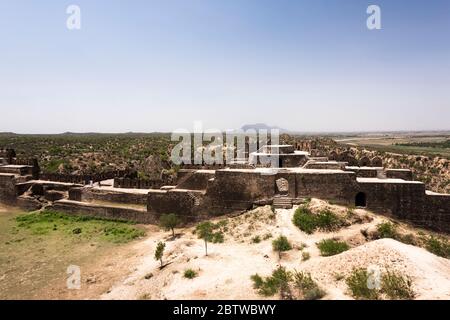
[0,0,449,133]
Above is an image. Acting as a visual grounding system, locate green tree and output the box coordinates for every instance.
[154,241,166,267]
[196,222,214,256]
[272,235,292,259]
[159,213,180,238]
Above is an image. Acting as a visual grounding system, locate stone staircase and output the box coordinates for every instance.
[272,196,293,209]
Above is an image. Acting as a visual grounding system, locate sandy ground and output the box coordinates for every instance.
[2,200,448,300]
[100,199,450,300]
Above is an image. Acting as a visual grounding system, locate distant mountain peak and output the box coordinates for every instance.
[241,123,288,132]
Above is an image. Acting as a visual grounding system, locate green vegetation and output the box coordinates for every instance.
[293,271,326,300]
[15,210,145,243]
[301,251,311,261]
[251,267,325,300]
[154,241,165,267]
[251,266,292,297]
[396,140,450,149]
[424,235,450,258]
[159,213,181,238]
[292,206,343,234]
[376,222,398,239]
[346,268,379,300]
[183,269,198,279]
[0,132,175,175]
[381,270,415,300]
[251,235,261,244]
[195,221,225,256]
[272,235,292,259]
[346,268,414,300]
[317,239,350,256]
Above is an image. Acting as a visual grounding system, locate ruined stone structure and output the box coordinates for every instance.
[1,146,449,233]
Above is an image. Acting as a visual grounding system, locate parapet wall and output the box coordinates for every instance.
[385,169,413,181]
[73,187,148,205]
[176,170,215,190]
[50,200,155,224]
[296,171,359,203]
[0,174,17,203]
[147,189,208,221]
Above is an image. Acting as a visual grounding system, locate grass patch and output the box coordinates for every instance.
[376,222,398,239]
[301,251,310,261]
[317,239,350,256]
[272,235,292,258]
[346,268,414,300]
[293,271,326,300]
[251,236,261,244]
[184,269,198,279]
[292,206,343,234]
[381,270,414,300]
[15,210,145,243]
[346,268,379,300]
[292,206,316,234]
[251,266,292,297]
[424,236,450,258]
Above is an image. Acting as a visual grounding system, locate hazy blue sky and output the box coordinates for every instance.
[0,0,449,133]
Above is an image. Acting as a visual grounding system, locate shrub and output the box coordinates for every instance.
[144,272,153,279]
[376,222,398,239]
[316,210,343,231]
[212,231,224,243]
[381,270,414,300]
[301,251,310,261]
[251,266,292,297]
[272,236,292,259]
[293,271,326,300]
[292,206,343,234]
[317,239,349,256]
[398,233,417,246]
[292,206,316,234]
[346,268,379,300]
[159,213,180,237]
[154,241,165,267]
[184,269,198,279]
[262,233,273,240]
[346,268,415,300]
[424,236,450,258]
[251,236,261,244]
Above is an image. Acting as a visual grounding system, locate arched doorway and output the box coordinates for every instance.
[355,192,366,207]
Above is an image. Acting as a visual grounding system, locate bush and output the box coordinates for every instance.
[251,236,261,244]
[317,239,349,256]
[212,231,224,243]
[301,251,311,261]
[376,222,398,239]
[262,233,273,240]
[292,206,316,234]
[293,271,326,300]
[272,236,292,258]
[154,241,165,267]
[346,268,379,300]
[184,269,198,279]
[346,268,415,300]
[159,213,180,237]
[316,210,343,231]
[424,236,450,258]
[292,206,343,234]
[381,270,414,300]
[251,266,292,297]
